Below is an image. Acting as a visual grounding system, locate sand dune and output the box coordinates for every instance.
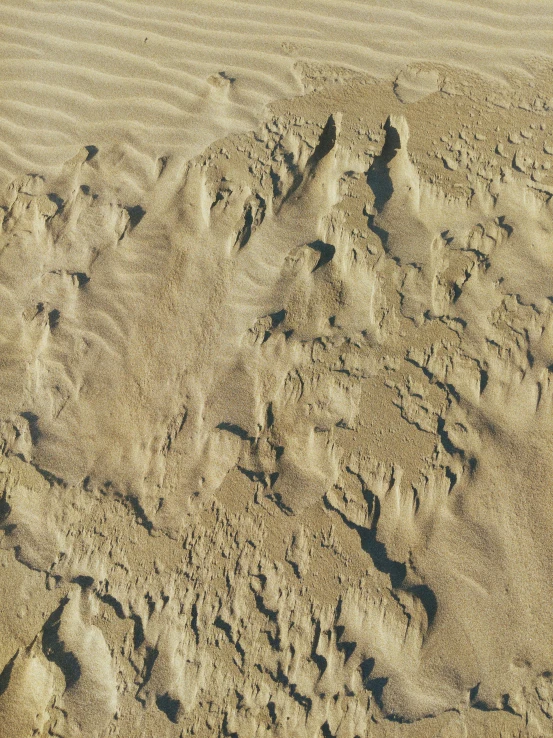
[1,2,553,738]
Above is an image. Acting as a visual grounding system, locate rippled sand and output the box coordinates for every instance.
[1,3,553,737]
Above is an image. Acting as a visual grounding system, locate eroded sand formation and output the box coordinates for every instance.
[2,43,553,738]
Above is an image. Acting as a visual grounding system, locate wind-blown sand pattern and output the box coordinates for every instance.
[2,3,553,737]
[2,0,553,187]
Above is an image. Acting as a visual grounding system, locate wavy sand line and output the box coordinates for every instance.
[1,0,552,188]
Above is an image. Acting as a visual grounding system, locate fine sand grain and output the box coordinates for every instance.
[1,3,553,737]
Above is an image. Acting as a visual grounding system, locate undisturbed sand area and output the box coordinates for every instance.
[2,2,553,737]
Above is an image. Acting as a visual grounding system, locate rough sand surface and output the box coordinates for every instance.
[1,3,553,738]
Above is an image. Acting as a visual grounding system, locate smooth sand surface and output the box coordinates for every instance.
[1,2,553,737]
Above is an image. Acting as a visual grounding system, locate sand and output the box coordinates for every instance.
[1,2,553,737]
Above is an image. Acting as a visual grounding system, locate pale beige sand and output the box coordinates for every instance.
[2,0,553,187]
[1,3,553,738]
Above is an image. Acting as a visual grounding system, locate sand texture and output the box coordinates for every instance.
[2,2,553,737]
